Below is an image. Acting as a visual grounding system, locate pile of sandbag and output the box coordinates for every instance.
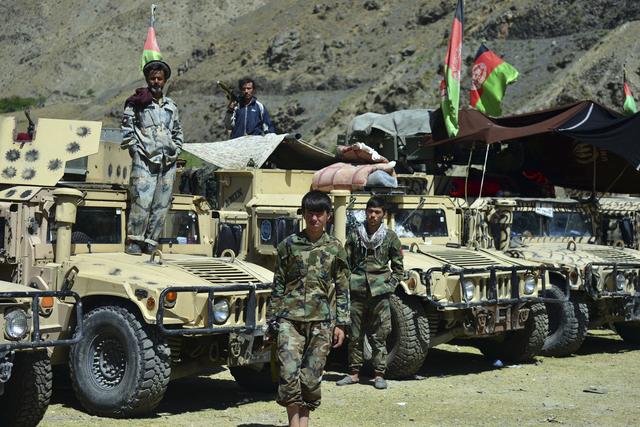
[312,143,398,191]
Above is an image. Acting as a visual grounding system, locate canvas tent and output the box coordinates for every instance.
[429,101,640,193]
[347,109,434,142]
[345,109,435,166]
[184,134,335,170]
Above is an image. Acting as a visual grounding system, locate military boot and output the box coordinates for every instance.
[144,243,157,255]
[125,242,142,255]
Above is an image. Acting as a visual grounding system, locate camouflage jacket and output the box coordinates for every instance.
[345,227,404,297]
[121,96,183,167]
[267,231,351,325]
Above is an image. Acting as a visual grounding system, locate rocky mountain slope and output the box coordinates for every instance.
[1,0,639,150]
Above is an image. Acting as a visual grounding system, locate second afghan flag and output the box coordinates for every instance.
[469,45,519,117]
[441,0,463,137]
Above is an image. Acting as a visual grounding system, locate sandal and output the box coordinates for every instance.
[336,375,358,386]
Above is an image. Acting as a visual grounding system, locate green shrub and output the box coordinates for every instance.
[0,96,43,113]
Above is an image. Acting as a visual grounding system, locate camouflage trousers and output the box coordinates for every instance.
[348,292,391,376]
[127,151,176,246]
[276,318,333,410]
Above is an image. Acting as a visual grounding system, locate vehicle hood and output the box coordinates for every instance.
[405,244,518,270]
[507,243,640,268]
[68,252,273,288]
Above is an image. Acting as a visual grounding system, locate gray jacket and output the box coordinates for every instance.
[121,97,183,166]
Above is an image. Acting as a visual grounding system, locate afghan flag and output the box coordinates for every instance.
[469,45,519,116]
[441,0,464,137]
[140,5,162,72]
[623,74,637,116]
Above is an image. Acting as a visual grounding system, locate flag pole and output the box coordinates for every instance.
[479,144,490,197]
[592,146,597,199]
[464,143,474,204]
[150,4,157,28]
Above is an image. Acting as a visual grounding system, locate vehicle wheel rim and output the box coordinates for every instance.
[90,334,127,389]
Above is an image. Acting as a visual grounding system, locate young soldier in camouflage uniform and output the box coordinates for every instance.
[121,60,183,255]
[337,196,403,389]
[267,190,350,427]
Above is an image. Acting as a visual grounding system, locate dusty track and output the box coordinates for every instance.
[42,329,640,426]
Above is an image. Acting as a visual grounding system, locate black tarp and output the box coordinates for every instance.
[429,101,640,193]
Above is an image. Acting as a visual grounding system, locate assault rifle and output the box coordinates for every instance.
[216,81,241,103]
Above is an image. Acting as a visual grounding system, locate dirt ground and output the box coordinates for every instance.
[41,329,640,427]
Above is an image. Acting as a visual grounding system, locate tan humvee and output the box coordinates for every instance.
[0,119,273,418]
[0,281,82,426]
[467,197,640,355]
[185,168,565,378]
[596,197,640,249]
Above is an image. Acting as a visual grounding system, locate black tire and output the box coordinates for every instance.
[230,362,278,393]
[541,286,589,356]
[0,351,52,427]
[384,293,430,379]
[614,321,640,344]
[479,302,548,363]
[69,305,171,418]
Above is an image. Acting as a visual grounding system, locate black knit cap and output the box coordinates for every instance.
[142,60,171,80]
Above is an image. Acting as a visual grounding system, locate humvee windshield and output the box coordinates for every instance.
[511,211,592,238]
[48,207,123,244]
[159,211,200,244]
[258,217,299,247]
[395,209,448,238]
[347,208,449,238]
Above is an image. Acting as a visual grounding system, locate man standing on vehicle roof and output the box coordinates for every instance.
[121,58,183,255]
[267,190,350,427]
[224,77,275,138]
[337,196,403,389]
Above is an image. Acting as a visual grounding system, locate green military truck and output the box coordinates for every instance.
[0,119,273,418]
[182,168,566,378]
[467,197,640,355]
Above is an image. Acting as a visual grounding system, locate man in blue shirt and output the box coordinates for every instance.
[224,77,276,138]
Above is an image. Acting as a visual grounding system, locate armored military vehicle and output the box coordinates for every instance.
[0,283,82,426]
[0,118,273,418]
[467,197,640,355]
[596,197,640,250]
[192,168,564,378]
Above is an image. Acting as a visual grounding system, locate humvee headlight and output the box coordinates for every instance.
[4,308,29,341]
[615,273,626,291]
[163,291,178,308]
[524,275,537,295]
[213,299,230,324]
[462,280,475,301]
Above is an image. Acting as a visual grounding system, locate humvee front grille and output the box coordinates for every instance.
[477,275,513,299]
[168,260,263,285]
[426,250,497,268]
[582,249,640,264]
[231,293,269,325]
